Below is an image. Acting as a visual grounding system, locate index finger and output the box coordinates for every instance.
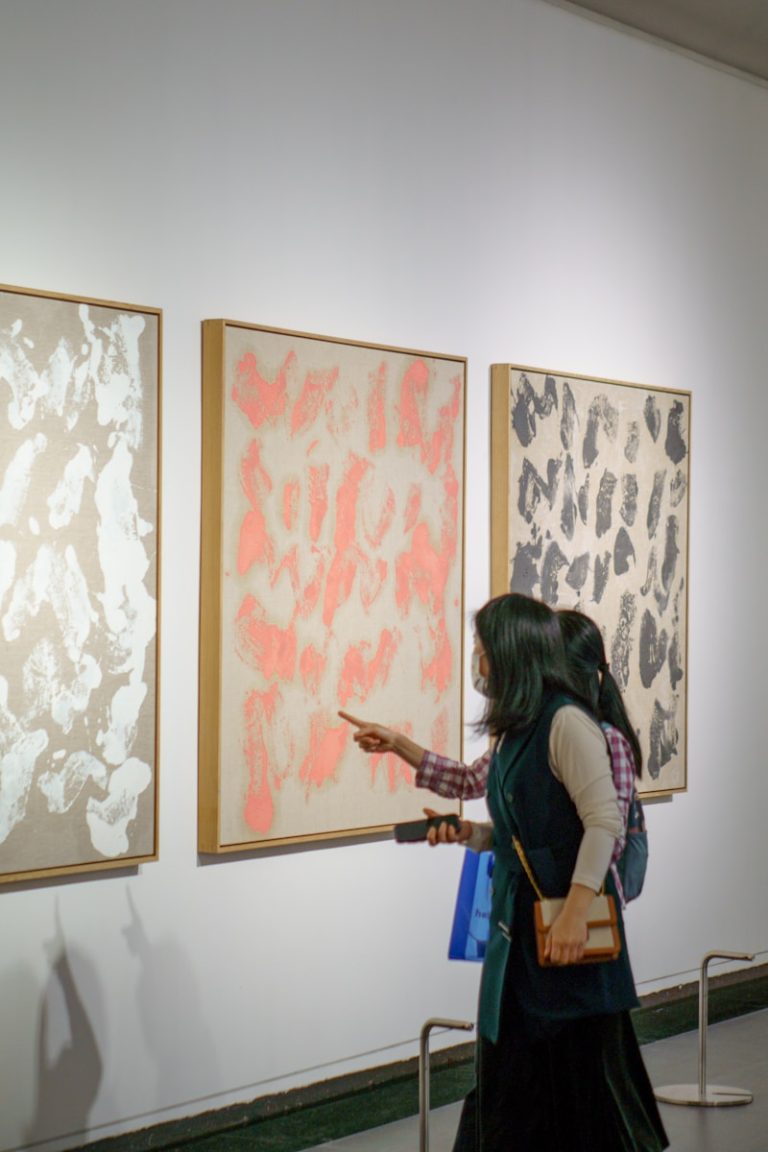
[338,711,365,728]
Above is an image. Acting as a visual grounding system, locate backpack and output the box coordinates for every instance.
[617,790,648,902]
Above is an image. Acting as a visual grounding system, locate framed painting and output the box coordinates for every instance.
[199,321,465,852]
[0,284,161,883]
[491,364,690,796]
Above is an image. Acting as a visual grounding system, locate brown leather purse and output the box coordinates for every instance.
[512,836,621,967]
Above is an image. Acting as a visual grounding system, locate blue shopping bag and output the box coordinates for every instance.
[448,850,494,962]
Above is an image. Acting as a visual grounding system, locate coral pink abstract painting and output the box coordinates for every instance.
[199,323,465,850]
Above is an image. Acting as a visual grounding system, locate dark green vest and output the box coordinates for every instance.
[477,693,638,1043]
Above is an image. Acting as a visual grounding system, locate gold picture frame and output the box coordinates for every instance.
[199,320,465,852]
[491,363,690,797]
[0,284,161,882]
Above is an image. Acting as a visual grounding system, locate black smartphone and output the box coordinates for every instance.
[394,814,461,842]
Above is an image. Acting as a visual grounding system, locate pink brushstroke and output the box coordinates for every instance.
[299,644,326,695]
[235,594,296,680]
[395,460,460,695]
[233,351,292,429]
[359,556,388,612]
[362,487,396,549]
[291,367,340,437]
[404,484,421,533]
[283,479,300,530]
[431,709,449,757]
[397,363,462,475]
[369,720,415,792]
[299,713,349,794]
[308,464,330,542]
[337,627,401,706]
[322,453,371,628]
[237,440,275,575]
[367,363,387,453]
[242,686,280,832]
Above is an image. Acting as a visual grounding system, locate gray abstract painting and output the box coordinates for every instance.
[491,365,690,795]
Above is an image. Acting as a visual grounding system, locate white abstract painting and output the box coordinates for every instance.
[0,287,160,881]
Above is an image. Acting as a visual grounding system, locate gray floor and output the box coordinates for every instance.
[306,1008,768,1151]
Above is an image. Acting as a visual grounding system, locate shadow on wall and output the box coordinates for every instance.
[24,901,104,1146]
[122,887,221,1110]
[21,889,221,1151]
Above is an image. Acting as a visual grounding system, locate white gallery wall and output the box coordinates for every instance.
[1,0,767,1148]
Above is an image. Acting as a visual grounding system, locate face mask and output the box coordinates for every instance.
[471,649,491,697]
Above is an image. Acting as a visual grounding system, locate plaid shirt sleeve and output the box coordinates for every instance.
[415,748,492,799]
[602,723,636,863]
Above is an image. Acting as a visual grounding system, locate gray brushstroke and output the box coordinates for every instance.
[665,400,688,464]
[613,527,635,575]
[560,382,577,452]
[577,475,590,525]
[541,541,569,604]
[583,394,619,468]
[566,552,590,595]
[639,609,668,688]
[639,532,677,615]
[518,457,561,524]
[610,592,636,691]
[640,546,657,598]
[620,474,638,526]
[510,538,542,597]
[593,552,611,604]
[644,395,661,442]
[511,373,558,448]
[660,516,680,602]
[624,420,640,463]
[596,470,618,538]
[646,470,666,540]
[648,699,678,779]
[670,469,687,508]
[560,454,577,541]
[669,629,684,690]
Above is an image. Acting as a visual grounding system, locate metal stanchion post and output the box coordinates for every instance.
[418,1017,474,1152]
[654,950,755,1107]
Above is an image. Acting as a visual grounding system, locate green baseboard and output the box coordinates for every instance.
[83,964,768,1152]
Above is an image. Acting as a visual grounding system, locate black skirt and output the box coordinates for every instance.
[452,1007,668,1152]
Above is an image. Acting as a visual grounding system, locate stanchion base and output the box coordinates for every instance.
[654,1083,753,1108]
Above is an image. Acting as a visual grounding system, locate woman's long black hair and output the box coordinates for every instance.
[474,593,590,736]
[557,608,643,777]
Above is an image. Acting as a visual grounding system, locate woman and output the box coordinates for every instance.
[557,608,643,903]
[344,606,641,903]
[342,593,667,1151]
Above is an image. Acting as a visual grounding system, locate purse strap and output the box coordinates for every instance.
[512,836,546,900]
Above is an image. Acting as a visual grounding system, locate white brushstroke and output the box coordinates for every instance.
[20,639,101,732]
[38,751,108,814]
[47,445,94,529]
[0,540,16,613]
[85,757,151,856]
[0,313,96,432]
[2,545,96,659]
[21,637,60,720]
[44,337,79,420]
[0,432,47,526]
[0,322,47,429]
[29,517,40,535]
[51,654,102,732]
[0,676,49,845]
[97,681,147,766]
[95,439,155,678]
[80,307,146,449]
